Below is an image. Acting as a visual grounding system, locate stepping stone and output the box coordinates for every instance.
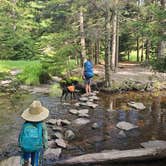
[128,102,146,110]
[53,132,63,139]
[86,102,98,108]
[44,148,62,160]
[69,109,79,115]
[116,121,138,131]
[78,109,89,114]
[47,119,57,125]
[52,126,63,132]
[141,140,166,149]
[78,113,89,118]
[79,97,89,102]
[55,139,67,148]
[65,130,76,140]
[89,96,99,100]
[73,118,90,125]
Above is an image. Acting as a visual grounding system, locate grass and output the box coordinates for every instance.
[0,60,40,72]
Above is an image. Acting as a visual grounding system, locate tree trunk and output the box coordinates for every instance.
[80,6,86,66]
[111,11,117,71]
[128,51,130,61]
[115,12,119,72]
[104,4,111,87]
[141,37,144,62]
[145,39,150,61]
[95,40,99,65]
[136,37,140,62]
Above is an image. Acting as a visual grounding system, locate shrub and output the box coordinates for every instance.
[151,57,166,72]
[17,63,43,85]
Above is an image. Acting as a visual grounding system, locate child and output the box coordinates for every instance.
[18,100,49,166]
[82,58,94,95]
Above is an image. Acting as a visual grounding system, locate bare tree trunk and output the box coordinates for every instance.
[136,37,140,62]
[95,40,100,65]
[111,11,117,71]
[115,12,119,72]
[104,4,111,87]
[141,37,144,62]
[145,39,150,61]
[128,51,130,61]
[80,6,86,66]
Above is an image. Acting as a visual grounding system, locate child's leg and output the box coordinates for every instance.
[31,151,40,166]
[22,152,30,166]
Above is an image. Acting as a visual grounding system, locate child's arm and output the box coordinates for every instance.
[42,122,48,149]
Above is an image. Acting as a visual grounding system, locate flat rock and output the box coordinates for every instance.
[0,156,20,166]
[54,132,63,139]
[69,109,79,115]
[86,102,98,108]
[55,139,67,148]
[78,113,89,118]
[128,102,146,110]
[116,121,138,131]
[89,96,99,100]
[44,148,62,160]
[79,97,89,102]
[78,109,89,114]
[52,126,63,132]
[57,119,71,126]
[74,103,81,107]
[47,119,57,125]
[73,118,90,125]
[65,130,76,140]
[141,140,166,149]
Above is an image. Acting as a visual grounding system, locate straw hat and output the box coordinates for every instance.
[21,100,49,122]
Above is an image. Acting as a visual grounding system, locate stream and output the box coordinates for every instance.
[0,90,165,165]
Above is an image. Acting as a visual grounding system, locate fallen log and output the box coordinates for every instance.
[55,148,166,165]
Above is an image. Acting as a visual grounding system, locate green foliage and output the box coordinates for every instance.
[17,63,43,85]
[151,57,166,73]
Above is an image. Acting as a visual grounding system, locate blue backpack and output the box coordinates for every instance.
[84,61,94,78]
[18,122,43,152]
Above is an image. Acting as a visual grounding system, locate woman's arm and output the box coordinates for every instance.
[42,122,48,149]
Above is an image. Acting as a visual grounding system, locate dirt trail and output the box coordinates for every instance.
[94,62,166,83]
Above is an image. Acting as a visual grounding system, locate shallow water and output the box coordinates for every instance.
[0,90,165,165]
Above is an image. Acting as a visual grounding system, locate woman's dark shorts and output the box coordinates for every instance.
[84,77,92,85]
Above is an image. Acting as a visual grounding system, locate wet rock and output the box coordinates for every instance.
[0,156,20,166]
[65,130,76,141]
[128,102,146,110]
[92,123,100,129]
[141,140,166,149]
[118,130,127,138]
[73,118,90,125]
[47,119,57,125]
[79,97,89,102]
[55,139,67,148]
[89,96,99,101]
[44,148,62,160]
[48,140,56,148]
[61,119,71,126]
[52,126,63,132]
[78,113,89,118]
[57,119,71,126]
[86,102,98,108]
[69,109,79,115]
[78,109,89,114]
[116,121,138,131]
[53,132,63,139]
[74,103,81,107]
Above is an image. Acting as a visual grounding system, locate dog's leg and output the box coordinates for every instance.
[61,90,65,101]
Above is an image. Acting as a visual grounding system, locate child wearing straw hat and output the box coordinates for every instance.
[18,100,49,166]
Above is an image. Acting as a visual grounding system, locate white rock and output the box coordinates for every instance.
[54,132,63,139]
[128,102,146,110]
[65,130,76,140]
[116,121,138,131]
[47,119,57,125]
[78,109,89,114]
[92,123,100,129]
[44,148,62,160]
[69,109,79,115]
[55,139,67,148]
[73,118,90,125]
[141,140,166,149]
